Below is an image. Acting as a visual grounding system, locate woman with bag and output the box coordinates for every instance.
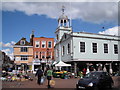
[46,67,53,88]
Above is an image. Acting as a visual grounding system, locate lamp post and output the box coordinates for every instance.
[46,48,50,68]
[39,52,42,66]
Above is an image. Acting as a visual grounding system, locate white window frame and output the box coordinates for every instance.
[41,52,46,59]
[104,43,108,53]
[21,55,28,61]
[92,43,97,53]
[62,46,65,56]
[41,41,46,48]
[48,41,52,48]
[114,44,118,54]
[35,41,40,48]
[67,43,70,54]
[20,40,25,45]
[80,42,85,53]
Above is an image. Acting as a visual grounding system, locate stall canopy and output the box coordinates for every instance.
[55,60,71,67]
[52,61,58,65]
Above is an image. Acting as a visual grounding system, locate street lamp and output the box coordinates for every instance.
[46,48,50,68]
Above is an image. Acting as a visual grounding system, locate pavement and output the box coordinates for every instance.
[2,76,120,90]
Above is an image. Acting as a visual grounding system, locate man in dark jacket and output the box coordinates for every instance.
[35,67,43,85]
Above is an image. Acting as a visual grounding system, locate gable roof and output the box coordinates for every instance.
[15,37,31,46]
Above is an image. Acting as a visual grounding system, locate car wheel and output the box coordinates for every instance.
[109,83,114,89]
[76,85,79,90]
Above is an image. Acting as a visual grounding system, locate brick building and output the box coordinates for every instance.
[32,37,54,72]
[13,37,33,71]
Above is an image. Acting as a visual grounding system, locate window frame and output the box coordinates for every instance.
[80,42,85,53]
[114,44,118,54]
[20,40,25,45]
[104,43,108,53]
[21,55,28,60]
[41,41,46,48]
[62,46,65,56]
[20,47,28,52]
[92,43,97,53]
[67,43,70,54]
[48,41,52,48]
[35,41,40,48]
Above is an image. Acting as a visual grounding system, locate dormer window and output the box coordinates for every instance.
[20,40,25,45]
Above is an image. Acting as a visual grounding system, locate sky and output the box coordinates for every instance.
[0,1,119,60]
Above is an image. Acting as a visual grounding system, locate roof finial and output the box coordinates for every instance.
[62,5,65,15]
[32,30,34,35]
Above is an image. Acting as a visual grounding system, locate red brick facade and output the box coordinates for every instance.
[33,37,54,63]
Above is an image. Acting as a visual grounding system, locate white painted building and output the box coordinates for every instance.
[54,7,120,74]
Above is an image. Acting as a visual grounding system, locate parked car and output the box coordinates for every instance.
[76,71,114,90]
[114,72,120,76]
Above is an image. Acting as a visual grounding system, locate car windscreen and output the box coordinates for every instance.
[84,72,101,79]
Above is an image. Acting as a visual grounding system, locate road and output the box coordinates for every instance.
[2,76,120,90]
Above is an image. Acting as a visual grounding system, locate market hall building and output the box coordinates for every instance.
[54,7,120,75]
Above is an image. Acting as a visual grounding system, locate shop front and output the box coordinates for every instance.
[32,59,41,73]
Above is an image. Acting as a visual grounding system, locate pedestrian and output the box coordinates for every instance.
[46,67,53,88]
[82,68,87,76]
[35,67,43,85]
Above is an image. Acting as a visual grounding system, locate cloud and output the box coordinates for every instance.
[2,48,14,60]
[0,41,16,48]
[0,41,15,60]
[98,26,119,36]
[2,2,118,24]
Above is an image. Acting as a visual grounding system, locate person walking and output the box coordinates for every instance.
[35,67,43,85]
[46,67,53,88]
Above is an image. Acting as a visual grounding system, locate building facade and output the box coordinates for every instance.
[33,37,54,72]
[54,7,120,74]
[13,37,33,71]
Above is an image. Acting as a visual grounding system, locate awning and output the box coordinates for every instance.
[55,60,71,67]
[52,61,58,65]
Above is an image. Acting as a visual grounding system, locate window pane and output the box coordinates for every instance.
[93,43,97,53]
[80,42,85,52]
[48,41,52,48]
[35,41,40,48]
[104,44,108,53]
[42,41,46,48]
[68,43,70,54]
[21,47,28,52]
[114,44,118,54]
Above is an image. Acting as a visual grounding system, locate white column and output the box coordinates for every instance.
[74,62,77,76]
[86,63,90,74]
[32,62,34,72]
[109,63,113,74]
[62,20,64,26]
[103,65,107,72]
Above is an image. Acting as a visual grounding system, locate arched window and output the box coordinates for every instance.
[62,46,65,56]
[67,43,70,54]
